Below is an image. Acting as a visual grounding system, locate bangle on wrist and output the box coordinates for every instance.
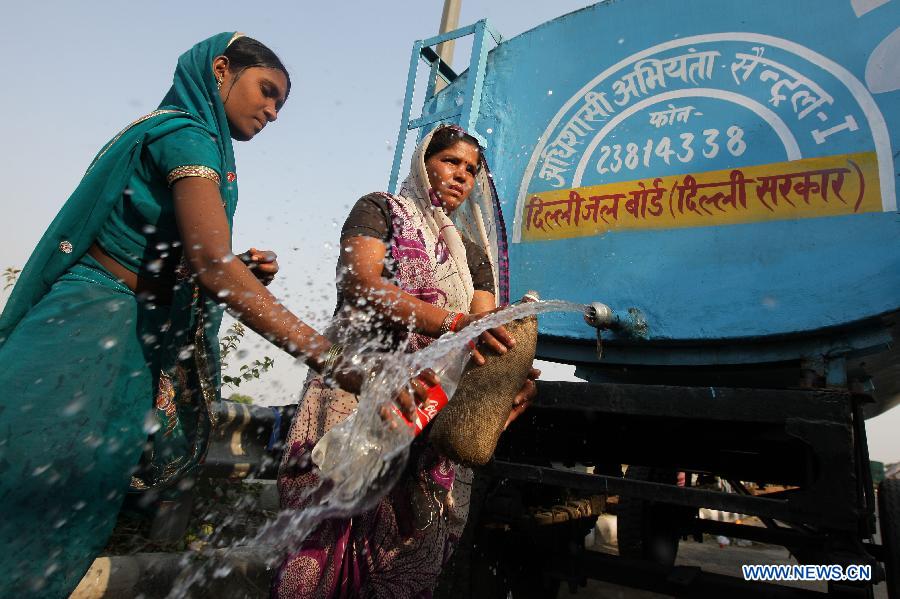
[321,343,344,378]
[439,312,461,336]
[449,312,465,333]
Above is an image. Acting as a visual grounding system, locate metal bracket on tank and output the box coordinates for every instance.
[388,19,503,193]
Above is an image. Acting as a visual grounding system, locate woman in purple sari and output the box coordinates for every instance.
[274,125,539,598]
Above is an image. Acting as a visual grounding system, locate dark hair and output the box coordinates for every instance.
[424,126,482,168]
[223,36,292,100]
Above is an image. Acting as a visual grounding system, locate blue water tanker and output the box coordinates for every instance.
[393,0,900,419]
[385,2,900,596]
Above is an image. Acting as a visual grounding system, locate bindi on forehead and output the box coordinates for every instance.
[451,144,480,170]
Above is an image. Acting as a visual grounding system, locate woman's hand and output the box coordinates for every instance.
[324,349,437,424]
[455,311,516,366]
[238,247,279,286]
[386,369,440,421]
[504,367,540,430]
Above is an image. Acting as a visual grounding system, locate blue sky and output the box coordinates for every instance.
[1,0,896,463]
[0,0,593,384]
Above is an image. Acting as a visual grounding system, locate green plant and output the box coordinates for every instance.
[219,321,274,389]
[223,356,275,388]
[219,321,246,364]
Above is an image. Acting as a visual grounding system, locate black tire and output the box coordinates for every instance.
[618,466,691,567]
[880,478,900,599]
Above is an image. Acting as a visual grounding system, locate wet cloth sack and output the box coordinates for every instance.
[428,315,537,466]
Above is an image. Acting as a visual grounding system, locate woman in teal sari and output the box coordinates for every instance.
[0,32,383,597]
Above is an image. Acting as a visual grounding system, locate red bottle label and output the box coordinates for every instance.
[392,381,449,436]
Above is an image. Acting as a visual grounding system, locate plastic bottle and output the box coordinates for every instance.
[390,341,471,435]
[312,291,540,469]
[309,340,471,472]
[391,290,541,435]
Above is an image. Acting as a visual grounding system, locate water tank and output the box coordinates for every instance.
[421,0,900,410]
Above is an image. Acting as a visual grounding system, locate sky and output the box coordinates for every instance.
[1,0,897,463]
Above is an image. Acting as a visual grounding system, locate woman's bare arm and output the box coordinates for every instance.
[171,179,436,416]
[172,178,338,380]
[469,291,539,427]
[469,290,497,313]
[467,290,507,364]
[342,236,516,351]
[341,235,453,337]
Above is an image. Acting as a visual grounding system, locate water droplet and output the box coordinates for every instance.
[63,397,86,416]
[100,337,118,350]
[83,434,103,448]
[32,464,51,476]
[155,241,169,251]
[104,438,122,454]
[146,259,164,273]
[142,224,157,235]
[143,410,161,434]
[213,564,233,578]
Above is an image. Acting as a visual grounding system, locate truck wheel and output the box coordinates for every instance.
[618,466,690,567]
[881,478,900,599]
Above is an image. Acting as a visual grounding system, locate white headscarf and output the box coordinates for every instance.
[392,125,506,314]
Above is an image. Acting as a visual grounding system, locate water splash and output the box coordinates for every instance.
[166,299,586,597]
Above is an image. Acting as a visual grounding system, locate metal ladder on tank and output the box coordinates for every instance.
[388,19,502,194]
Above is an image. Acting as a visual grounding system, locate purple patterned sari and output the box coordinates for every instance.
[273,126,508,598]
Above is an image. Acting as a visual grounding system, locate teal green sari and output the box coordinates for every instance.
[0,32,241,597]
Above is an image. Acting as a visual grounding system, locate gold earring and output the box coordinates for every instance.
[216,76,224,90]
